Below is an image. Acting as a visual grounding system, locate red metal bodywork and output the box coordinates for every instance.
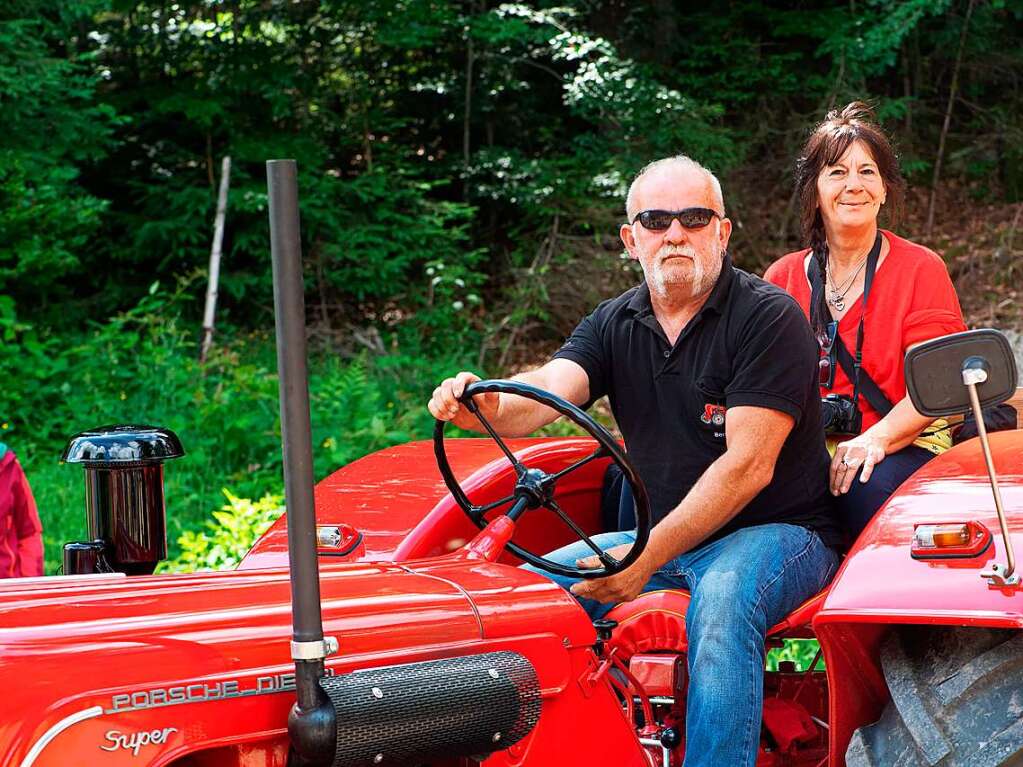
[0,554,644,765]
[0,438,639,767]
[816,429,1023,764]
[820,431,1023,625]
[1,431,1021,766]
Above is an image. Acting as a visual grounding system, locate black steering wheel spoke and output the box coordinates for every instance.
[464,397,525,476]
[545,499,608,560]
[548,445,611,484]
[434,379,650,579]
[595,549,621,570]
[469,492,518,517]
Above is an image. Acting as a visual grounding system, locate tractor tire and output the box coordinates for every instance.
[845,625,1023,767]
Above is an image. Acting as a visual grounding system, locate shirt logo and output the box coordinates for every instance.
[700,404,726,427]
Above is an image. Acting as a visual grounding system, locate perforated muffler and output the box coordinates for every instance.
[319,650,541,766]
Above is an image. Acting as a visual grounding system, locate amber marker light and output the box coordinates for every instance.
[911,521,993,560]
[315,523,364,557]
[916,524,969,547]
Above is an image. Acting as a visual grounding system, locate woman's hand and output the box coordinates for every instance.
[831,433,887,495]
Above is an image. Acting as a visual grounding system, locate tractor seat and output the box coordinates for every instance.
[604,587,830,661]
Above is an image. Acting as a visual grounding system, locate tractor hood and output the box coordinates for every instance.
[240,437,579,569]
[0,556,590,766]
[818,429,1023,628]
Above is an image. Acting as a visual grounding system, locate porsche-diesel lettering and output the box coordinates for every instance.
[107,671,329,713]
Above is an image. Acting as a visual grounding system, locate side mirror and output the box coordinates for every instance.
[904,329,1018,417]
[904,328,1020,589]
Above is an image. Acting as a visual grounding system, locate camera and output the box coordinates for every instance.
[820,393,862,435]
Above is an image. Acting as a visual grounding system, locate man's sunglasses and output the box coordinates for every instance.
[632,207,722,231]
[818,321,839,389]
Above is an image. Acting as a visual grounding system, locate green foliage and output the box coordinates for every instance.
[7,0,1019,335]
[0,3,117,306]
[490,5,733,166]
[4,0,1023,568]
[1,281,475,572]
[160,491,284,573]
[313,358,416,470]
[300,169,485,348]
[464,4,734,232]
[767,640,824,672]
[310,350,477,475]
[1,282,276,568]
[817,0,954,81]
[70,0,490,345]
[4,0,1022,334]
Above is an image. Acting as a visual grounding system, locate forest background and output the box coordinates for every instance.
[2,0,1023,575]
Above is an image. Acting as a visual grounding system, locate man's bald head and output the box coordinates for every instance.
[625,156,725,222]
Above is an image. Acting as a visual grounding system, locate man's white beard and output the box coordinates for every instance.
[647,243,722,298]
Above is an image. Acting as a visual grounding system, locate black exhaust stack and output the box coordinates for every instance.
[61,425,184,575]
[266,159,337,766]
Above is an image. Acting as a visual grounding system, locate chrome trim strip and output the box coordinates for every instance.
[20,706,103,767]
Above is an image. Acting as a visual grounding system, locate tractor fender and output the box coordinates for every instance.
[814,431,1023,765]
[816,431,1023,632]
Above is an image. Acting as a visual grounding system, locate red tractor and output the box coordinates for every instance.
[2,161,1021,767]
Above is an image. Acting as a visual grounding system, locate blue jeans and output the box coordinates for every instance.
[525,523,840,767]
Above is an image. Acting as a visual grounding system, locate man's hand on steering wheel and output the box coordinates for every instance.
[575,543,635,571]
[428,371,499,432]
[571,545,656,605]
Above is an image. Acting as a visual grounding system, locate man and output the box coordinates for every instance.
[428,156,840,766]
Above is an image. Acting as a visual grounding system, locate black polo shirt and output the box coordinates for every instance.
[553,256,841,548]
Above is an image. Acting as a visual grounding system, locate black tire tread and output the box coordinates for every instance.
[933,631,1023,706]
[846,626,1023,767]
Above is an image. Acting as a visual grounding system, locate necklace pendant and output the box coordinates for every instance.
[827,288,845,312]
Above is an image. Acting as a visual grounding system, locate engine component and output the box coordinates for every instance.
[320,650,541,767]
[629,653,687,702]
[660,727,681,749]
[62,540,112,575]
[62,425,184,575]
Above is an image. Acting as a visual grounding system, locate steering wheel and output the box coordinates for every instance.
[433,379,651,579]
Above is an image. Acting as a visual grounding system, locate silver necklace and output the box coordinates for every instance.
[825,254,868,311]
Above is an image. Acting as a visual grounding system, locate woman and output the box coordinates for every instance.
[764,102,966,541]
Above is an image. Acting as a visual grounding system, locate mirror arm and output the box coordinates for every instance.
[963,367,1020,587]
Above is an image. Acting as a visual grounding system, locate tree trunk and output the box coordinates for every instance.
[362,104,374,172]
[926,0,976,238]
[463,1,482,199]
[463,15,475,172]
[901,41,913,146]
[200,156,232,364]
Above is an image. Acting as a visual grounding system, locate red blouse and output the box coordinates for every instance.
[0,450,43,578]
[764,230,966,431]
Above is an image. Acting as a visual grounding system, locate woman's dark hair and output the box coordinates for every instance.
[795,101,905,336]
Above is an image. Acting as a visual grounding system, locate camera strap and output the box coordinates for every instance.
[808,232,893,417]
